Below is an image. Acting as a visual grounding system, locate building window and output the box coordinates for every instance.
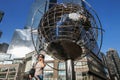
[8,72,16,78]
[44,63,54,70]
[58,62,65,69]
[44,62,54,80]
[76,72,88,80]
[44,71,54,80]
[58,71,66,80]
[75,61,88,69]
[58,62,66,80]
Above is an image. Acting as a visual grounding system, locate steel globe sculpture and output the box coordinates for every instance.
[30,1,104,80]
[37,2,102,61]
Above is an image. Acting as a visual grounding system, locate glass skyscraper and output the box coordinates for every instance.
[7,29,35,58]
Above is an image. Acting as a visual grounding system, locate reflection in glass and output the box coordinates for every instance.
[44,63,54,70]
[7,29,35,58]
[44,71,54,80]
[58,62,66,80]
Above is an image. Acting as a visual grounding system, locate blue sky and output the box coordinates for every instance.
[0,0,120,55]
[88,0,120,55]
[0,0,34,43]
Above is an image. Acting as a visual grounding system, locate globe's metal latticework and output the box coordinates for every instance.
[39,3,95,41]
[38,3,101,60]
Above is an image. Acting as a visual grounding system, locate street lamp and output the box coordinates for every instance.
[0,11,4,38]
[0,11,4,23]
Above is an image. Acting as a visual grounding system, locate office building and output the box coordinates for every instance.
[26,0,51,29]
[23,50,107,80]
[7,29,35,58]
[0,63,24,80]
[106,49,120,80]
[0,50,108,80]
[0,56,25,80]
[0,43,9,53]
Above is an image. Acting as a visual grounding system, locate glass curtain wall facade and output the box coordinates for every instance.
[58,62,66,80]
[44,62,54,80]
[26,0,49,28]
[7,29,35,58]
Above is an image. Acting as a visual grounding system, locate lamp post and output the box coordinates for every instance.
[0,11,4,23]
[0,11,4,38]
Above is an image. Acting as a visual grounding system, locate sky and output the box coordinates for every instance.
[0,0,120,55]
[0,0,34,43]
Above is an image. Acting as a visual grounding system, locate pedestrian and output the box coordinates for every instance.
[34,54,46,80]
[29,66,36,80]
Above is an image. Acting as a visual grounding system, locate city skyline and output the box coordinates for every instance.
[0,0,120,55]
